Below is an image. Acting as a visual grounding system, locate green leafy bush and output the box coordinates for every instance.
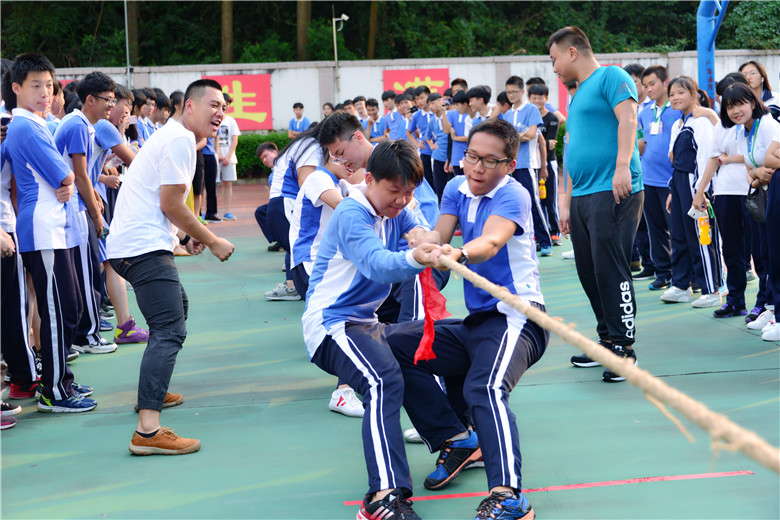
[235,132,290,179]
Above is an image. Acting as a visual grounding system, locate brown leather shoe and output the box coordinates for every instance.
[135,392,183,412]
[129,427,201,455]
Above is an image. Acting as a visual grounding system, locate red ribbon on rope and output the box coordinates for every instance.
[413,267,451,364]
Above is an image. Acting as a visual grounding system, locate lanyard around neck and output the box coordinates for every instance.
[746,117,761,168]
[653,100,670,122]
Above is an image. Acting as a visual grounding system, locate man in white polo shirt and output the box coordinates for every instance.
[107,79,235,456]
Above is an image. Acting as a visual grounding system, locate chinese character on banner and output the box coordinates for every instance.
[382,69,449,95]
[202,74,273,131]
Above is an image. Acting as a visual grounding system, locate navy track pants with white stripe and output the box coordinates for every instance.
[1,232,37,385]
[387,308,549,491]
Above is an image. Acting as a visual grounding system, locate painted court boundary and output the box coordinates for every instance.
[342,470,754,505]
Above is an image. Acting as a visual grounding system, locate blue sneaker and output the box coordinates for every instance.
[424,430,483,490]
[99,318,114,332]
[222,212,237,221]
[71,382,94,397]
[539,245,553,257]
[474,491,534,519]
[37,394,97,413]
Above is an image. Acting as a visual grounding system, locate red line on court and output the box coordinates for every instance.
[343,470,754,506]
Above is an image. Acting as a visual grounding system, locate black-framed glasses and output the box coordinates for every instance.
[463,150,512,169]
[94,95,116,106]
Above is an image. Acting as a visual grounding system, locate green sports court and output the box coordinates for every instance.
[1,185,778,520]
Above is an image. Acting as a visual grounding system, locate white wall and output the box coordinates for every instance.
[56,50,779,131]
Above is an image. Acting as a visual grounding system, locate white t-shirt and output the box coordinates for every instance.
[107,118,196,259]
[743,113,780,169]
[217,115,241,164]
[709,122,749,196]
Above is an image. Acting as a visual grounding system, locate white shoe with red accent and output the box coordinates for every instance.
[329,387,364,418]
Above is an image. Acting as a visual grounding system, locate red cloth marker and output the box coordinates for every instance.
[414,267,451,364]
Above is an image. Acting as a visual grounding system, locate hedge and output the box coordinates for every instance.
[235,132,291,179]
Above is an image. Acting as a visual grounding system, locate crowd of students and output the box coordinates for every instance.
[1,27,778,519]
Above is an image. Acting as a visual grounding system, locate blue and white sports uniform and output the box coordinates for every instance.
[7,109,81,252]
[3,108,81,401]
[288,116,311,134]
[54,109,103,344]
[409,110,432,155]
[500,101,543,169]
[363,116,387,144]
[387,173,549,492]
[92,119,124,263]
[302,184,427,495]
[446,110,468,168]
[385,109,407,141]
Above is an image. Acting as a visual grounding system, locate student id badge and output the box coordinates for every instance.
[650,121,661,135]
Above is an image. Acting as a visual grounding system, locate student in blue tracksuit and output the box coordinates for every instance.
[408,85,435,187]
[288,102,311,139]
[363,98,387,144]
[427,93,452,202]
[302,140,441,520]
[387,118,547,520]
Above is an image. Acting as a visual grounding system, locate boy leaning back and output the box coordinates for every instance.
[301,140,441,520]
[388,118,548,520]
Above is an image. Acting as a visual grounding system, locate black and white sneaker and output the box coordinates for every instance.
[632,267,655,280]
[571,340,611,368]
[602,345,637,383]
[357,488,421,520]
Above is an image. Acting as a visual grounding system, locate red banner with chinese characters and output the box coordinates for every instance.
[202,74,273,131]
[382,68,449,95]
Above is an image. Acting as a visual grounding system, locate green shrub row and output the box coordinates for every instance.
[235,132,291,179]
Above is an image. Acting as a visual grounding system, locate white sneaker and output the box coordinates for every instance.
[72,336,117,354]
[762,323,780,342]
[562,250,575,259]
[403,428,423,444]
[692,293,722,308]
[748,310,774,330]
[264,282,300,301]
[762,320,776,334]
[661,286,692,303]
[328,387,364,418]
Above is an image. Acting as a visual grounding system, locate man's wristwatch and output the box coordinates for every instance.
[180,234,191,246]
[458,248,469,265]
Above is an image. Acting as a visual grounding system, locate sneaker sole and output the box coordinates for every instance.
[129,439,201,455]
[37,402,97,413]
[423,447,483,490]
[571,359,601,368]
[8,393,36,400]
[328,403,364,418]
[603,361,638,383]
[265,296,301,301]
[660,297,690,303]
[1,406,22,416]
[114,336,149,344]
[72,345,117,354]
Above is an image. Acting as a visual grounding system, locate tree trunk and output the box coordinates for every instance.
[127,0,139,64]
[221,0,233,63]
[297,0,311,60]
[367,1,378,59]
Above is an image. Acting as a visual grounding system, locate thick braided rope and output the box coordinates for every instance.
[438,255,780,475]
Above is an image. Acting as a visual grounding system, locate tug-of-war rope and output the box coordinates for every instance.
[436,255,780,475]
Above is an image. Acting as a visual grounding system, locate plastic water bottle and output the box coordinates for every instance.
[539,179,547,199]
[698,212,711,245]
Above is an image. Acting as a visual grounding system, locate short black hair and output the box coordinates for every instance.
[65,93,82,114]
[334,103,344,111]
[467,86,490,104]
[64,80,79,94]
[223,92,233,105]
[318,111,364,146]
[131,89,147,110]
[528,84,549,97]
[183,79,223,105]
[381,90,397,101]
[342,99,354,107]
[496,91,510,106]
[395,93,412,104]
[293,102,304,109]
[76,71,116,103]
[642,65,668,83]
[427,92,442,102]
[353,95,366,104]
[443,88,452,98]
[154,90,171,110]
[623,63,645,79]
[141,87,156,102]
[451,78,468,90]
[467,118,520,161]
[169,90,184,109]
[413,85,431,97]
[716,72,749,97]
[114,84,134,102]
[366,98,379,108]
[9,53,55,88]
[256,141,278,156]
[322,102,334,110]
[526,77,545,86]
[506,76,524,90]
[366,140,423,187]
[452,91,468,105]
[720,83,769,129]
[403,87,416,97]
[546,26,593,55]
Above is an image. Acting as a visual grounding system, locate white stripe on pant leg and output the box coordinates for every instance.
[13,237,36,378]
[487,324,523,490]
[77,240,99,336]
[530,169,551,235]
[41,250,64,401]
[334,331,394,490]
[413,275,423,321]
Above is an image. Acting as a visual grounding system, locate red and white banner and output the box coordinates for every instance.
[382,68,449,95]
[202,74,273,131]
